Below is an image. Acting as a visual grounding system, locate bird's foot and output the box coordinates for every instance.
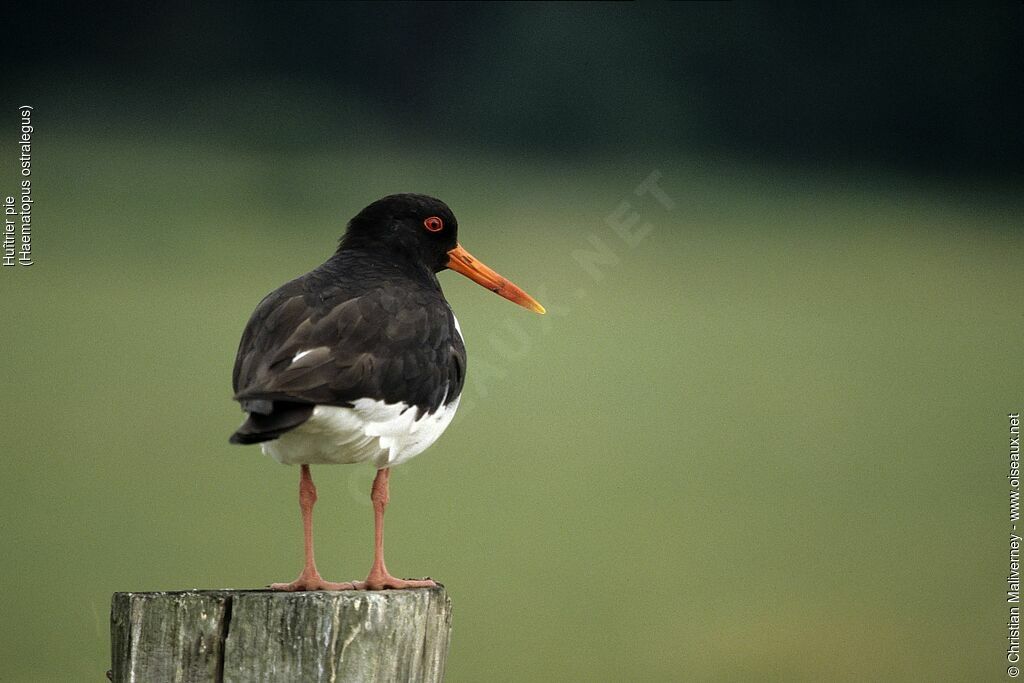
[270,569,354,592]
[353,572,437,591]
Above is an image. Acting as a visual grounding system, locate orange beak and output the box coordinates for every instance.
[446,243,545,314]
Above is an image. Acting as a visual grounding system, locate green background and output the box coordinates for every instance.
[2,4,1021,681]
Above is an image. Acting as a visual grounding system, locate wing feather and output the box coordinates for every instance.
[232,283,464,414]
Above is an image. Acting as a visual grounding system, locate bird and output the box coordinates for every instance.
[229,193,544,591]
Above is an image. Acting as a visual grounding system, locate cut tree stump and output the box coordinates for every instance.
[110,587,452,682]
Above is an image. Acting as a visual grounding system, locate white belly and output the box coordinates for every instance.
[261,395,461,468]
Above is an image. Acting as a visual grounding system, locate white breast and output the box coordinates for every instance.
[261,395,461,468]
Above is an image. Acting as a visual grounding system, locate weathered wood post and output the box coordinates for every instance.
[110,587,452,682]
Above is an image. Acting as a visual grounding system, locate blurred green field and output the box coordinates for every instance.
[0,122,1020,681]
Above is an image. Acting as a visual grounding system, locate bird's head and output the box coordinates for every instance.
[341,194,545,314]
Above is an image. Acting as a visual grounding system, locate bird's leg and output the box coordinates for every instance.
[354,467,437,590]
[271,464,354,591]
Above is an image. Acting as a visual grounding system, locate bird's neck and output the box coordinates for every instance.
[325,247,442,291]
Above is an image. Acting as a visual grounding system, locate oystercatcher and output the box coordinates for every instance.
[229,194,544,591]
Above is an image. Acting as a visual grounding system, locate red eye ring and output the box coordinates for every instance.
[423,216,444,232]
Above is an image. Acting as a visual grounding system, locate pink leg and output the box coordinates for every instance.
[271,465,354,591]
[354,468,437,590]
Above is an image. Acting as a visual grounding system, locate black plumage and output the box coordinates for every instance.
[230,194,466,445]
[228,193,543,592]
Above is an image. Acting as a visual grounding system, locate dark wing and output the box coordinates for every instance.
[229,276,464,444]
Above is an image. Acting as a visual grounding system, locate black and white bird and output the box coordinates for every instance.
[230,194,544,591]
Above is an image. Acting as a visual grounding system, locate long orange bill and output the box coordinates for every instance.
[446,243,545,314]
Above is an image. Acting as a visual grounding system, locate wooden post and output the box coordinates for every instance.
[110,587,452,682]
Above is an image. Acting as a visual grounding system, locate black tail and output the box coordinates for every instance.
[229,400,315,445]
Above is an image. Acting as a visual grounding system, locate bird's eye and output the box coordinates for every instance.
[423,216,444,232]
